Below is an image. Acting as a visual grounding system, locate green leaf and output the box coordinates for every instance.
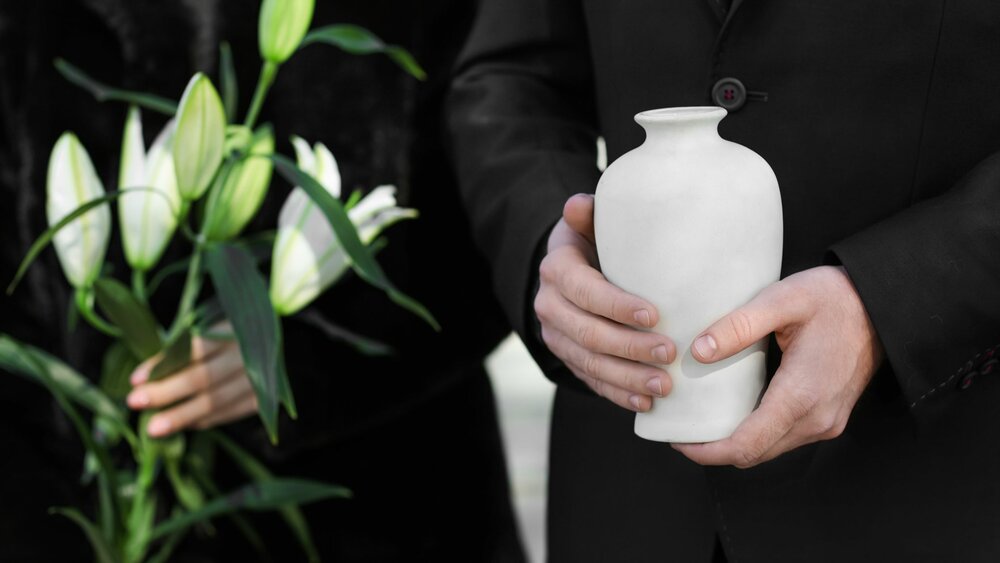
[208,431,321,562]
[50,507,119,563]
[219,42,239,123]
[124,493,157,563]
[150,478,350,540]
[7,343,125,545]
[344,188,363,210]
[204,243,288,442]
[55,58,177,115]
[302,24,427,80]
[0,334,125,424]
[99,342,139,400]
[145,256,191,297]
[385,46,427,81]
[296,309,393,356]
[7,188,153,295]
[93,278,162,360]
[165,457,205,511]
[187,434,268,557]
[270,154,439,330]
[150,331,192,381]
[145,525,186,563]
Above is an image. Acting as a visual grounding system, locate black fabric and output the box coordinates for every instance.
[0,1,523,561]
[448,1,1000,562]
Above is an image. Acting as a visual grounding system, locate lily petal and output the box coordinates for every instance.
[46,132,110,288]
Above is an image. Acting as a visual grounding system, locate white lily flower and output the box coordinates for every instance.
[269,137,416,316]
[46,132,111,288]
[118,107,182,271]
[259,0,315,64]
[173,73,226,200]
[203,125,275,241]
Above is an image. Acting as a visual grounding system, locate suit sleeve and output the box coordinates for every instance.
[446,0,599,389]
[831,152,1000,420]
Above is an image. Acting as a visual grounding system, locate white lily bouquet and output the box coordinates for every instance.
[0,0,436,561]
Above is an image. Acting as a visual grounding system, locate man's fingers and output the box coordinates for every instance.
[129,337,232,385]
[130,353,163,386]
[691,284,806,363]
[127,349,242,410]
[541,291,675,364]
[542,251,658,328]
[193,392,258,430]
[569,365,653,413]
[542,325,670,400]
[563,193,596,244]
[145,373,252,437]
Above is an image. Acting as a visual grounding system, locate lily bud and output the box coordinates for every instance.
[203,125,275,241]
[269,137,416,316]
[173,73,226,200]
[118,107,182,271]
[46,132,111,288]
[259,0,315,64]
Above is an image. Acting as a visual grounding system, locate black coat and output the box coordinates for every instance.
[448,1,1000,561]
[0,1,523,561]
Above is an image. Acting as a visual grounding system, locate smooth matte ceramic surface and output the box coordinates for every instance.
[594,107,783,443]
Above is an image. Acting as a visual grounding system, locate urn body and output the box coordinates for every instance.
[594,107,783,443]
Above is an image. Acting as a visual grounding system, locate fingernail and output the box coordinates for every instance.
[628,395,646,411]
[652,344,669,363]
[645,378,663,396]
[130,366,149,385]
[147,417,171,437]
[126,390,149,409]
[634,309,651,327]
[693,334,717,360]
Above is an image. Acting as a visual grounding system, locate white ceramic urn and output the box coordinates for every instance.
[594,107,783,443]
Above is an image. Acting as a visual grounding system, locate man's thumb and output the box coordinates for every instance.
[691,291,785,364]
[563,193,596,244]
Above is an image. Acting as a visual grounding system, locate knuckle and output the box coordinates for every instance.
[533,292,550,323]
[620,370,635,392]
[576,323,598,350]
[582,353,602,378]
[540,326,556,348]
[573,279,593,310]
[734,445,764,469]
[621,336,638,360]
[815,413,846,440]
[727,310,755,348]
[607,294,623,322]
[538,256,556,284]
[193,366,212,390]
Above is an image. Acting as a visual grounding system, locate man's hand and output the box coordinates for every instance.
[673,266,884,468]
[126,325,258,437]
[534,194,677,412]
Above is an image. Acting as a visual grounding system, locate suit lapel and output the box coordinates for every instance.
[714,0,746,51]
[703,0,727,23]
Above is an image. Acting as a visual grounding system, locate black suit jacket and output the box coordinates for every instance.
[448,1,1000,561]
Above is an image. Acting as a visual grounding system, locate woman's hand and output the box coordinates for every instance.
[127,326,258,437]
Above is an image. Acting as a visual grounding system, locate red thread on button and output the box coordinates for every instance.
[724,89,735,100]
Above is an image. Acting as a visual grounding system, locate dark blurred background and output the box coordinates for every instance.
[0,0,525,561]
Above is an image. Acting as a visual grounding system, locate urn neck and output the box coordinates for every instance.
[635,107,726,150]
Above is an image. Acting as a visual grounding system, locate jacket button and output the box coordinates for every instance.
[959,373,976,390]
[712,77,747,111]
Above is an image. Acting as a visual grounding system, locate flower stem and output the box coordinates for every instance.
[74,288,122,338]
[243,61,278,129]
[166,241,203,343]
[132,269,147,305]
